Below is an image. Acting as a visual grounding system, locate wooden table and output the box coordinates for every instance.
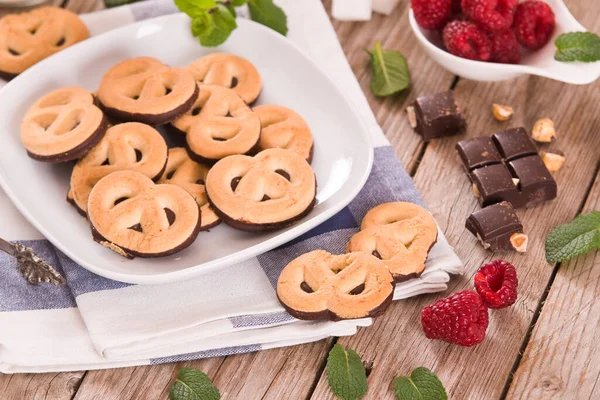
[1,0,599,398]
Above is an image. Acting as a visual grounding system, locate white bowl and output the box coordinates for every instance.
[409,0,600,84]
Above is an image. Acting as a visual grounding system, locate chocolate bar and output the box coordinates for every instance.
[466,202,527,252]
[407,91,466,140]
[456,127,557,208]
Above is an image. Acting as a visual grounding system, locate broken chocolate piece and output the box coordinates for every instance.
[456,128,557,208]
[411,91,466,141]
[466,202,526,252]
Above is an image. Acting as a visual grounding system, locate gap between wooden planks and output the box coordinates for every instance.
[1,0,599,399]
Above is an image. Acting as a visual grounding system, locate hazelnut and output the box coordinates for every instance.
[472,183,480,198]
[510,233,528,253]
[532,118,556,143]
[406,106,417,129]
[541,150,566,172]
[492,104,514,121]
[512,178,520,187]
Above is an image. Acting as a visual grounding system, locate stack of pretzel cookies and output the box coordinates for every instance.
[20,53,316,258]
[276,202,439,321]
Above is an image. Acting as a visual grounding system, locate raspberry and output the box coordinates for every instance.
[513,0,556,50]
[421,290,489,346]
[412,0,453,30]
[490,30,521,64]
[461,0,518,32]
[474,259,518,309]
[442,21,492,61]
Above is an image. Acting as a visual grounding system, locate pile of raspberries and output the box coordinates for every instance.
[412,0,556,64]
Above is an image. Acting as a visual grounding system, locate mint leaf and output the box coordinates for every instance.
[545,211,600,263]
[191,6,237,47]
[174,0,217,17]
[248,0,288,36]
[232,0,247,5]
[554,32,600,62]
[393,367,447,400]
[366,41,410,97]
[326,344,368,400]
[169,367,220,400]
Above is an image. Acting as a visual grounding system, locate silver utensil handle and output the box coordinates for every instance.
[0,238,16,257]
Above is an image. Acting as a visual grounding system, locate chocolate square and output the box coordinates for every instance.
[508,155,557,207]
[466,202,523,251]
[412,91,466,141]
[492,127,538,161]
[456,137,502,171]
[471,163,520,207]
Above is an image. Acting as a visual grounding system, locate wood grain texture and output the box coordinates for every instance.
[73,358,222,400]
[64,0,104,13]
[506,171,600,399]
[323,0,454,171]
[0,371,84,400]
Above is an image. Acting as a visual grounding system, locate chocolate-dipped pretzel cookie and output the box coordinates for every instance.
[157,148,220,231]
[205,148,316,231]
[187,53,261,104]
[97,57,198,125]
[20,86,107,162]
[0,7,89,80]
[87,170,201,258]
[69,122,168,214]
[253,105,314,163]
[347,202,438,282]
[277,250,394,320]
[172,85,260,163]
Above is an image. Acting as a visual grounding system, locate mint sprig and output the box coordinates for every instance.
[326,344,368,400]
[174,0,287,47]
[170,367,220,400]
[366,41,410,97]
[545,211,600,263]
[393,367,447,400]
[554,32,600,62]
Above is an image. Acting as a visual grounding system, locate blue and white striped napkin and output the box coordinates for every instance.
[0,0,463,373]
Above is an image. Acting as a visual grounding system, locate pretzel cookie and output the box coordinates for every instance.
[88,170,201,258]
[205,148,316,231]
[97,57,198,125]
[347,202,438,282]
[70,122,168,214]
[172,85,260,163]
[187,53,261,104]
[157,148,220,230]
[0,7,89,80]
[277,250,394,320]
[254,105,314,163]
[20,86,107,162]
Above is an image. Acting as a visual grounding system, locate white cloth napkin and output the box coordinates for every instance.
[0,0,463,373]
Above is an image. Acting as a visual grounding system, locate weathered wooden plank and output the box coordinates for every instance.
[73,358,222,400]
[310,2,600,398]
[64,0,104,13]
[506,170,600,399]
[0,371,85,400]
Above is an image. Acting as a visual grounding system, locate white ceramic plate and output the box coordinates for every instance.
[0,14,373,285]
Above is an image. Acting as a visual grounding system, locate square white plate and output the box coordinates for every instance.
[0,14,373,284]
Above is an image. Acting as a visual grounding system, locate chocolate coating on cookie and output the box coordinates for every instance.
[157,148,220,231]
[87,170,201,258]
[253,105,314,163]
[69,122,168,214]
[20,87,108,162]
[205,148,316,231]
[187,53,262,104]
[347,202,438,283]
[0,7,89,78]
[97,57,198,125]
[277,250,395,320]
[172,85,261,163]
